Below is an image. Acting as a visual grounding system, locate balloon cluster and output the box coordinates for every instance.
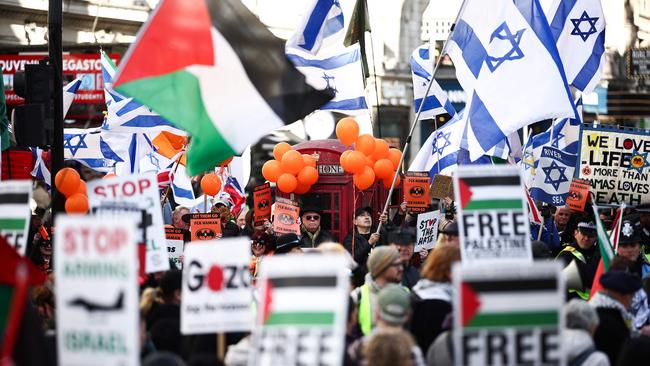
[261,142,319,194]
[55,168,88,214]
[336,117,402,190]
[201,173,222,196]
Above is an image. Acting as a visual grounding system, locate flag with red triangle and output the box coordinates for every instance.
[589,203,623,299]
[113,0,333,175]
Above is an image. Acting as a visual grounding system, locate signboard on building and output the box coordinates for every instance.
[181,238,252,334]
[453,166,532,263]
[453,261,563,366]
[0,180,31,256]
[578,124,650,206]
[627,47,650,79]
[55,216,138,366]
[1,53,120,105]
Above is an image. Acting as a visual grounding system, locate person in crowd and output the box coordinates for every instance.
[590,270,642,364]
[236,207,248,229]
[299,205,334,248]
[390,201,417,229]
[636,209,650,252]
[172,206,190,230]
[274,233,303,254]
[531,240,553,259]
[616,334,650,366]
[616,219,650,279]
[607,256,650,330]
[530,203,560,252]
[387,228,423,289]
[557,219,601,300]
[555,206,572,239]
[212,203,241,237]
[352,246,404,336]
[563,299,610,366]
[410,245,461,354]
[249,231,275,278]
[343,207,387,269]
[32,284,55,331]
[28,227,52,273]
[146,270,182,330]
[349,285,425,366]
[436,221,459,248]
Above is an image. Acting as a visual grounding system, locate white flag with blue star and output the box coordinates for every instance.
[63,77,82,118]
[287,0,346,55]
[409,111,466,177]
[446,0,576,161]
[286,46,369,115]
[64,128,115,172]
[410,44,457,120]
[530,146,576,205]
[545,0,605,94]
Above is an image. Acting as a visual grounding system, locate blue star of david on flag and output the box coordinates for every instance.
[486,22,526,72]
[64,134,88,156]
[626,150,650,173]
[542,160,569,191]
[148,153,162,171]
[550,131,565,148]
[432,131,452,155]
[570,11,599,42]
[322,73,337,94]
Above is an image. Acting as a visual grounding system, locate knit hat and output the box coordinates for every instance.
[368,246,400,278]
[600,271,642,294]
[377,284,411,325]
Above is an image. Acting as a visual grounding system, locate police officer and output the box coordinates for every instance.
[617,218,650,279]
[556,220,601,300]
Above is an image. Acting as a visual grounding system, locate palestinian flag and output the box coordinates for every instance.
[589,203,622,299]
[261,275,338,327]
[461,276,559,328]
[458,175,523,211]
[113,0,333,175]
[0,182,32,256]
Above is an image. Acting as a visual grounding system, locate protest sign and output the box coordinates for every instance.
[165,227,184,270]
[578,124,650,206]
[566,178,591,212]
[404,172,430,213]
[530,146,576,206]
[273,198,300,235]
[181,238,252,334]
[253,183,272,226]
[453,261,564,366]
[430,174,453,200]
[454,166,532,263]
[416,210,439,252]
[87,172,169,273]
[249,254,349,366]
[54,216,138,366]
[0,181,31,255]
[190,213,222,241]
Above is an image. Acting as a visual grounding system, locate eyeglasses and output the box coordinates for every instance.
[304,215,320,221]
[251,241,264,246]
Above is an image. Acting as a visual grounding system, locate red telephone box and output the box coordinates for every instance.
[277,139,403,243]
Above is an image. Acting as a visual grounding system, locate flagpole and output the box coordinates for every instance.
[376,0,467,233]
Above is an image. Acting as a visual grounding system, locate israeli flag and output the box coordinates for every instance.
[530,146,576,205]
[409,111,465,177]
[545,0,605,94]
[286,46,369,115]
[446,0,576,161]
[170,164,196,207]
[63,77,82,118]
[410,44,456,120]
[30,148,51,188]
[287,0,345,55]
[64,128,114,172]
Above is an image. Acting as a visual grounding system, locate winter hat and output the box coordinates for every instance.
[275,233,301,254]
[600,271,642,294]
[377,284,411,325]
[368,246,400,278]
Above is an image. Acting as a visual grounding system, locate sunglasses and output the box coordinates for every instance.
[304,215,320,221]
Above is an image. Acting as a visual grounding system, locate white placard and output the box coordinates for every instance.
[416,210,440,252]
[181,237,252,334]
[87,172,169,273]
[55,216,138,366]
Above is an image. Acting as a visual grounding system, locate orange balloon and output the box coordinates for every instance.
[382,173,401,189]
[280,150,304,175]
[273,142,292,161]
[336,117,360,146]
[262,160,282,182]
[355,134,376,156]
[371,139,390,160]
[103,173,116,179]
[339,150,353,172]
[302,154,316,168]
[277,173,298,193]
[201,173,222,196]
[55,168,81,197]
[365,156,375,167]
[297,166,319,186]
[373,159,394,180]
[388,148,402,170]
[354,166,376,190]
[65,193,89,214]
[218,156,233,166]
[76,180,87,196]
[346,151,366,174]
[294,183,311,195]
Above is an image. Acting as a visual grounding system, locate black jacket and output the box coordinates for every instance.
[556,242,600,294]
[300,226,335,248]
[410,279,453,354]
[593,307,630,365]
[401,264,420,289]
[342,227,387,268]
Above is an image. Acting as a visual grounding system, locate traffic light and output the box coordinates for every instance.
[13,58,53,148]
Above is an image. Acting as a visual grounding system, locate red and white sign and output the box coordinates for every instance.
[54,216,138,366]
[1,53,120,105]
[87,172,169,273]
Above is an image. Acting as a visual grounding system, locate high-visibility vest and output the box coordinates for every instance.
[358,284,373,336]
[557,246,589,300]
